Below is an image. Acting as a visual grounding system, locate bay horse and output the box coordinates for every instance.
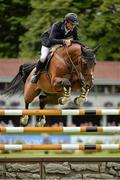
[3,41,99,126]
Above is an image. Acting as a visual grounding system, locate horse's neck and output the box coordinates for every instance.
[55,43,81,65]
[68,44,81,63]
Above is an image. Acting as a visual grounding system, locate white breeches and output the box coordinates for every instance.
[40,46,50,62]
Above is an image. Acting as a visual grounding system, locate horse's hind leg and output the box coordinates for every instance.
[20,102,30,126]
[36,94,47,127]
[21,80,41,126]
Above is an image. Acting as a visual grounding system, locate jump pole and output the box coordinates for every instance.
[1,126,120,134]
[0,144,120,151]
[0,109,120,116]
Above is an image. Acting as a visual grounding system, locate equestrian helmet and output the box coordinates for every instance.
[64,13,79,25]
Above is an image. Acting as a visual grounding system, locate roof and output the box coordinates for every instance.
[94,61,120,85]
[0,59,120,84]
[0,59,33,82]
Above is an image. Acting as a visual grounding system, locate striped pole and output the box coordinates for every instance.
[0,144,120,150]
[0,109,120,116]
[1,126,120,134]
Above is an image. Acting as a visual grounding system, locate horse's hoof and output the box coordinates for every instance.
[74,97,82,106]
[74,97,86,106]
[58,97,70,105]
[74,97,79,106]
[36,118,46,127]
[20,115,29,126]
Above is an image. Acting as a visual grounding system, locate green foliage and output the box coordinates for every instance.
[88,0,120,60]
[19,0,77,58]
[0,0,32,57]
[0,0,120,60]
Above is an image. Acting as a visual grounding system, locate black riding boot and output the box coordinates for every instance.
[31,60,45,83]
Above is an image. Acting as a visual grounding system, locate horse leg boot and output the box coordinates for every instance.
[31,60,46,83]
[58,78,72,105]
[58,86,71,105]
[74,84,90,105]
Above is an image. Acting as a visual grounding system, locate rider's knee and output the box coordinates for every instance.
[40,46,50,62]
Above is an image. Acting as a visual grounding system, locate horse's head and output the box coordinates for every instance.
[80,45,100,87]
[81,45,100,67]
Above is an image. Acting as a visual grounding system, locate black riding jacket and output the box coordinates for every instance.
[41,21,80,47]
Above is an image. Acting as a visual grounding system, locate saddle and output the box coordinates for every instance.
[45,44,63,71]
[18,44,63,83]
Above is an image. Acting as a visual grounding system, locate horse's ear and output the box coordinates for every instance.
[93,45,101,54]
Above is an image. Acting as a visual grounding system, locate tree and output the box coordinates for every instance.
[88,0,120,60]
[0,0,32,57]
[0,0,119,60]
[19,0,78,58]
[20,0,120,60]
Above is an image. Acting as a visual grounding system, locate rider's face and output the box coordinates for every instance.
[65,21,76,31]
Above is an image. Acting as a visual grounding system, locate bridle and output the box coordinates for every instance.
[54,44,95,82]
[65,45,95,82]
[54,46,81,79]
[80,53,96,82]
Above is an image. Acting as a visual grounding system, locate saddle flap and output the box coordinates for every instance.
[45,44,63,70]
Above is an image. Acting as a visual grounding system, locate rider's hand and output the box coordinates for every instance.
[63,39,71,47]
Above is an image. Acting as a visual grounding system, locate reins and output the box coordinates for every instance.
[54,46,81,79]
[53,44,94,83]
[64,46,81,80]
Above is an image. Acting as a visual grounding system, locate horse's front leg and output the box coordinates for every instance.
[53,77,71,105]
[58,86,71,105]
[74,77,93,105]
[74,84,90,105]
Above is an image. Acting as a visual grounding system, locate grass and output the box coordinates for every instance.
[0,150,120,158]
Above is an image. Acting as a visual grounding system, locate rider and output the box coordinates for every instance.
[31,13,80,83]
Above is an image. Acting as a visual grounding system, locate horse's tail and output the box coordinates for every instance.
[2,63,36,96]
